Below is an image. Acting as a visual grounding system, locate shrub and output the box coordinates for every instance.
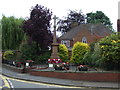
[36,52,51,64]
[71,42,89,64]
[3,50,14,60]
[83,42,96,66]
[78,65,88,71]
[19,41,41,62]
[58,44,69,62]
[99,33,120,70]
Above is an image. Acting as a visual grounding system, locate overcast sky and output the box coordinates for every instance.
[0,0,119,32]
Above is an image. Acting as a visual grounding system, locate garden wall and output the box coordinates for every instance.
[30,70,120,82]
[2,64,120,82]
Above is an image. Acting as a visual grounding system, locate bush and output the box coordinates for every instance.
[99,33,120,70]
[19,41,41,62]
[3,50,14,60]
[83,43,102,67]
[36,52,51,64]
[71,42,89,64]
[78,65,88,71]
[54,63,69,70]
[83,33,120,70]
[3,50,15,64]
[58,44,69,62]
[83,43,95,66]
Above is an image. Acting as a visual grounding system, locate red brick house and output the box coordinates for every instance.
[58,24,112,50]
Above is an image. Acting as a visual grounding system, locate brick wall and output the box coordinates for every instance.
[30,70,120,82]
[3,64,119,82]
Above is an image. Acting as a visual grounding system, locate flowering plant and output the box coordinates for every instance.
[78,65,88,71]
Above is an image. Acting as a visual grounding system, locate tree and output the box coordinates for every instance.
[58,44,69,62]
[1,15,25,50]
[22,4,53,50]
[86,11,113,30]
[71,42,89,64]
[57,10,85,34]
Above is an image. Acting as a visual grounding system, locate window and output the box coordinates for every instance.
[82,37,87,43]
[61,40,70,47]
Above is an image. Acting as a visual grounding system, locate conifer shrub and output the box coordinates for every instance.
[71,42,89,65]
[58,44,69,62]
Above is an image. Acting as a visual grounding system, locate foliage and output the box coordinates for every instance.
[83,33,120,70]
[54,63,69,70]
[19,41,40,62]
[71,42,89,64]
[83,43,102,67]
[36,52,51,64]
[22,4,53,50]
[78,65,88,71]
[57,10,85,34]
[3,50,14,60]
[86,11,113,30]
[99,33,120,70]
[19,39,51,64]
[1,15,25,50]
[58,44,69,62]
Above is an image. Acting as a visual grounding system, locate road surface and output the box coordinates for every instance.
[0,74,118,90]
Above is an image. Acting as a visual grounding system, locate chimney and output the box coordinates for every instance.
[118,2,120,32]
[117,19,120,32]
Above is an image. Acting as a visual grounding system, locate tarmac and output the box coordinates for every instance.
[1,64,120,89]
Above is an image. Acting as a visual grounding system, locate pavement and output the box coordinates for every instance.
[1,64,120,89]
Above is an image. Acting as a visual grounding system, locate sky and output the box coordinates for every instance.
[0,0,120,32]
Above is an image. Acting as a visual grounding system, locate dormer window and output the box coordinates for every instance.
[61,40,70,47]
[82,37,87,43]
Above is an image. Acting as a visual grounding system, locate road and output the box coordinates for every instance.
[0,74,13,89]
[0,74,87,89]
[0,74,118,90]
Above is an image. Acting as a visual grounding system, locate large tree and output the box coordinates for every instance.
[86,11,113,30]
[57,10,85,34]
[1,15,24,50]
[23,4,53,50]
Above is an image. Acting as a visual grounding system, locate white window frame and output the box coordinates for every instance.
[82,37,87,43]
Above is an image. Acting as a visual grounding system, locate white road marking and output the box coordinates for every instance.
[6,78,14,88]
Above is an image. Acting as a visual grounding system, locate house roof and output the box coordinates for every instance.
[59,24,113,40]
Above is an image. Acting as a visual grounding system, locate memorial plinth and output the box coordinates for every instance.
[50,43,59,59]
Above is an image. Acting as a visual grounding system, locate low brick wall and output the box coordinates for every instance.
[2,64,48,73]
[30,70,120,82]
[2,64,120,82]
